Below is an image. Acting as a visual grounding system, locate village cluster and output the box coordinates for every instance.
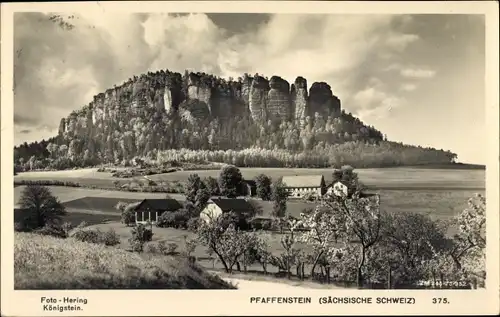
[134,174,357,225]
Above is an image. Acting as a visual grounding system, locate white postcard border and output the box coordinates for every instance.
[1,1,498,316]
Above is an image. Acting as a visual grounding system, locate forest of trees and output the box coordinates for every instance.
[13,69,458,172]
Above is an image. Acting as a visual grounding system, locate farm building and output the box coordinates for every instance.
[281,175,327,199]
[326,182,381,202]
[200,198,255,223]
[327,180,350,197]
[133,198,183,225]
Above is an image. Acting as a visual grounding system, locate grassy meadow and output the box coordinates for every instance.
[14,232,235,289]
[14,167,486,190]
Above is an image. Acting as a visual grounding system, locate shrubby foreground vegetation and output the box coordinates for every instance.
[14,232,235,289]
[15,164,485,289]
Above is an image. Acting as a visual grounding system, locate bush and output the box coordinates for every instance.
[61,222,75,235]
[156,212,175,228]
[34,224,68,239]
[183,237,198,257]
[129,224,153,252]
[144,242,158,254]
[71,227,120,246]
[77,221,89,229]
[129,239,145,253]
[250,218,274,231]
[156,211,190,229]
[13,177,188,194]
[165,242,178,255]
[101,229,121,246]
[14,180,81,187]
[156,241,167,254]
[14,221,30,232]
[187,217,201,232]
[72,229,100,244]
[120,206,136,227]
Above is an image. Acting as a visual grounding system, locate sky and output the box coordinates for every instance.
[13,13,486,164]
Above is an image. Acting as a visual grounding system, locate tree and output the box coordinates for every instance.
[129,223,153,252]
[197,214,253,273]
[186,173,203,204]
[324,192,384,288]
[332,165,362,194]
[332,168,343,183]
[254,174,272,200]
[381,212,450,287]
[298,205,347,278]
[116,201,138,227]
[271,179,288,233]
[204,176,220,196]
[254,238,273,274]
[269,230,301,279]
[18,185,66,230]
[194,183,210,211]
[218,165,243,198]
[448,194,486,286]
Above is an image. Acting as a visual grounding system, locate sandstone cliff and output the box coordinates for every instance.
[248,75,269,123]
[267,76,292,123]
[291,76,308,123]
[308,82,341,119]
[57,69,347,142]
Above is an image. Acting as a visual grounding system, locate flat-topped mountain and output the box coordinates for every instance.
[14,69,458,169]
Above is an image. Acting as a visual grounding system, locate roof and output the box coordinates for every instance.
[134,199,182,212]
[332,180,348,187]
[281,175,325,188]
[210,198,255,213]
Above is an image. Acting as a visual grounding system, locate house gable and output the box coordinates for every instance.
[200,202,224,222]
[330,181,348,196]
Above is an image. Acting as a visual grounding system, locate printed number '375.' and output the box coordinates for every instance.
[432,298,449,304]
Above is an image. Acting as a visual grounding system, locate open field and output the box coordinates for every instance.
[149,167,486,190]
[14,167,486,190]
[14,232,235,289]
[13,186,184,208]
[14,185,484,223]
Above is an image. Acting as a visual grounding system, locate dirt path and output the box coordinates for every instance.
[222,277,317,290]
[210,272,346,290]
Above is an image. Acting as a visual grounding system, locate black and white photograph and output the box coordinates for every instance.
[2,1,499,316]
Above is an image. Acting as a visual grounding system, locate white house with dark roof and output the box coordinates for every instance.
[281,175,327,199]
[327,180,349,197]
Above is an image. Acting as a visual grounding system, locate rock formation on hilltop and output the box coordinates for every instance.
[267,76,292,123]
[50,68,390,165]
[291,76,308,122]
[58,70,347,136]
[309,82,341,119]
[247,75,267,122]
[16,68,459,169]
